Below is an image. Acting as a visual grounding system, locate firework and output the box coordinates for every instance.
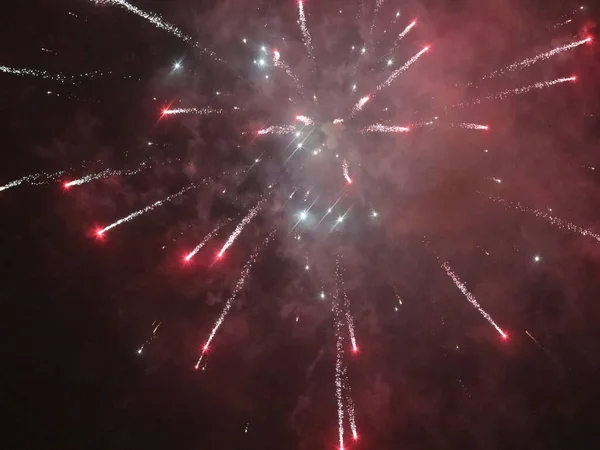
[457,76,577,108]
[96,184,195,236]
[376,46,429,91]
[195,232,274,368]
[217,200,266,258]
[93,0,219,60]
[185,222,226,262]
[257,125,296,135]
[333,118,344,124]
[481,37,591,81]
[64,162,149,188]
[297,1,314,58]
[342,160,352,184]
[441,261,507,338]
[362,124,410,133]
[162,107,223,116]
[295,115,315,126]
[489,196,600,242]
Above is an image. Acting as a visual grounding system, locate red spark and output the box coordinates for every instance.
[501,332,509,340]
[62,182,71,190]
[352,345,359,353]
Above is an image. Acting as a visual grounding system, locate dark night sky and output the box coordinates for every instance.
[3,1,600,449]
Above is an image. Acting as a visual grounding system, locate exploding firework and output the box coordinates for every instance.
[3,1,594,446]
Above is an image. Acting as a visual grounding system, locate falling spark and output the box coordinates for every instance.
[362,124,410,133]
[185,223,225,261]
[217,200,265,258]
[457,76,576,108]
[195,232,274,368]
[257,125,296,135]
[297,1,314,58]
[162,107,223,116]
[93,0,218,60]
[295,115,315,126]
[350,95,370,116]
[333,118,344,124]
[441,261,507,338]
[64,161,149,187]
[489,196,600,242]
[376,46,429,91]
[481,37,592,80]
[342,160,352,184]
[96,184,195,235]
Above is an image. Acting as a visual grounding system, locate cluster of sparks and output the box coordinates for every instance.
[2,0,597,445]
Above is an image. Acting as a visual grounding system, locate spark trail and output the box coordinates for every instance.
[217,200,265,258]
[350,95,370,116]
[64,162,149,187]
[195,232,274,368]
[0,66,107,83]
[441,261,507,338]
[489,196,600,242]
[363,124,410,133]
[96,184,195,236]
[1,170,65,192]
[273,50,304,92]
[456,76,576,108]
[333,289,347,450]
[336,258,358,353]
[297,1,314,58]
[376,46,429,91]
[93,0,218,60]
[342,160,352,184]
[185,222,226,261]
[389,20,417,54]
[295,115,314,126]
[257,125,295,135]
[481,37,591,80]
[162,107,223,116]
